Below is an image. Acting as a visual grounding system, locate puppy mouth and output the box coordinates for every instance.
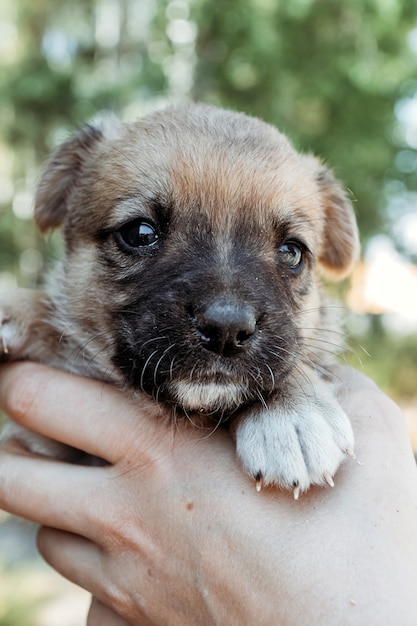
[138,352,277,415]
[169,379,250,415]
[115,342,274,414]
[166,364,257,414]
[113,299,297,415]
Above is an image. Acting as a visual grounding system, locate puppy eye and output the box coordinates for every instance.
[116,219,159,251]
[278,241,304,271]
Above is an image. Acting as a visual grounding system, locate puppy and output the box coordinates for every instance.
[0,104,359,497]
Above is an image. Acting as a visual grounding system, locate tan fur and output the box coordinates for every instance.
[1,104,359,494]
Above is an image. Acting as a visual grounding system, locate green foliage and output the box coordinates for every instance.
[193,0,417,240]
[1,0,417,250]
[348,329,417,401]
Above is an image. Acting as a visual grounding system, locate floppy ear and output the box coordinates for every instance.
[303,155,360,280]
[34,124,103,233]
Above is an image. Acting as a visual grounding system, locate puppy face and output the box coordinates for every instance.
[34,104,359,416]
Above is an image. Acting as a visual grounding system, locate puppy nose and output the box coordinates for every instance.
[196,300,257,355]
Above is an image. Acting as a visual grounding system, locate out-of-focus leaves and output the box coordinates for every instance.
[1,0,417,278]
[193,0,417,241]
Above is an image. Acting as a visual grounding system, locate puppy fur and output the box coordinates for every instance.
[0,104,359,495]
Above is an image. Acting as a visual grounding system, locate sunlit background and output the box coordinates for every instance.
[1,0,417,623]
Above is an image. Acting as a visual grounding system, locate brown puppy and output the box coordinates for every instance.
[0,104,359,497]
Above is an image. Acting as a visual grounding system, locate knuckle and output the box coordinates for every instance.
[1,363,42,425]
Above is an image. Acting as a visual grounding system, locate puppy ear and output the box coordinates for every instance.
[34,124,103,233]
[304,156,360,280]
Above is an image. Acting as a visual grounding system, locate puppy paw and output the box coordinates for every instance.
[0,301,21,359]
[0,289,49,361]
[234,390,354,497]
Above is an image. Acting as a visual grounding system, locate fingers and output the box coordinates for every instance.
[0,447,108,536]
[37,527,103,590]
[38,527,137,626]
[0,362,164,464]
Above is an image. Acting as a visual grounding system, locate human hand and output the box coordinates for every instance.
[0,363,416,626]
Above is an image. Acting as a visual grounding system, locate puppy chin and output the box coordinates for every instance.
[169,380,249,414]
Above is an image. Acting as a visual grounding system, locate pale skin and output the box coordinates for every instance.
[0,363,416,626]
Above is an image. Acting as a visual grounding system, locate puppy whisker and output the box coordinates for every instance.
[299,349,333,375]
[139,349,160,394]
[293,305,347,317]
[192,408,229,440]
[181,406,209,430]
[264,363,276,390]
[300,325,351,339]
[188,362,198,383]
[137,335,170,354]
[266,344,299,364]
[301,335,346,352]
[63,332,115,377]
[169,356,178,382]
[152,343,178,387]
[254,389,269,410]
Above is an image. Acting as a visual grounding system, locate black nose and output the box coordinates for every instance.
[196,299,257,355]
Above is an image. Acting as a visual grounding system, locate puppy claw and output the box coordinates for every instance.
[323,473,335,488]
[0,317,9,354]
[255,472,263,492]
[293,485,301,500]
[345,448,356,460]
[1,336,8,355]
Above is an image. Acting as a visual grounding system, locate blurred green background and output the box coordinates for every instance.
[0,0,417,622]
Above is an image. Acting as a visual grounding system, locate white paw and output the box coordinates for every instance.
[0,289,46,360]
[0,301,19,358]
[234,389,354,496]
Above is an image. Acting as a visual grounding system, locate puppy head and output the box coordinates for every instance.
[34,104,359,414]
